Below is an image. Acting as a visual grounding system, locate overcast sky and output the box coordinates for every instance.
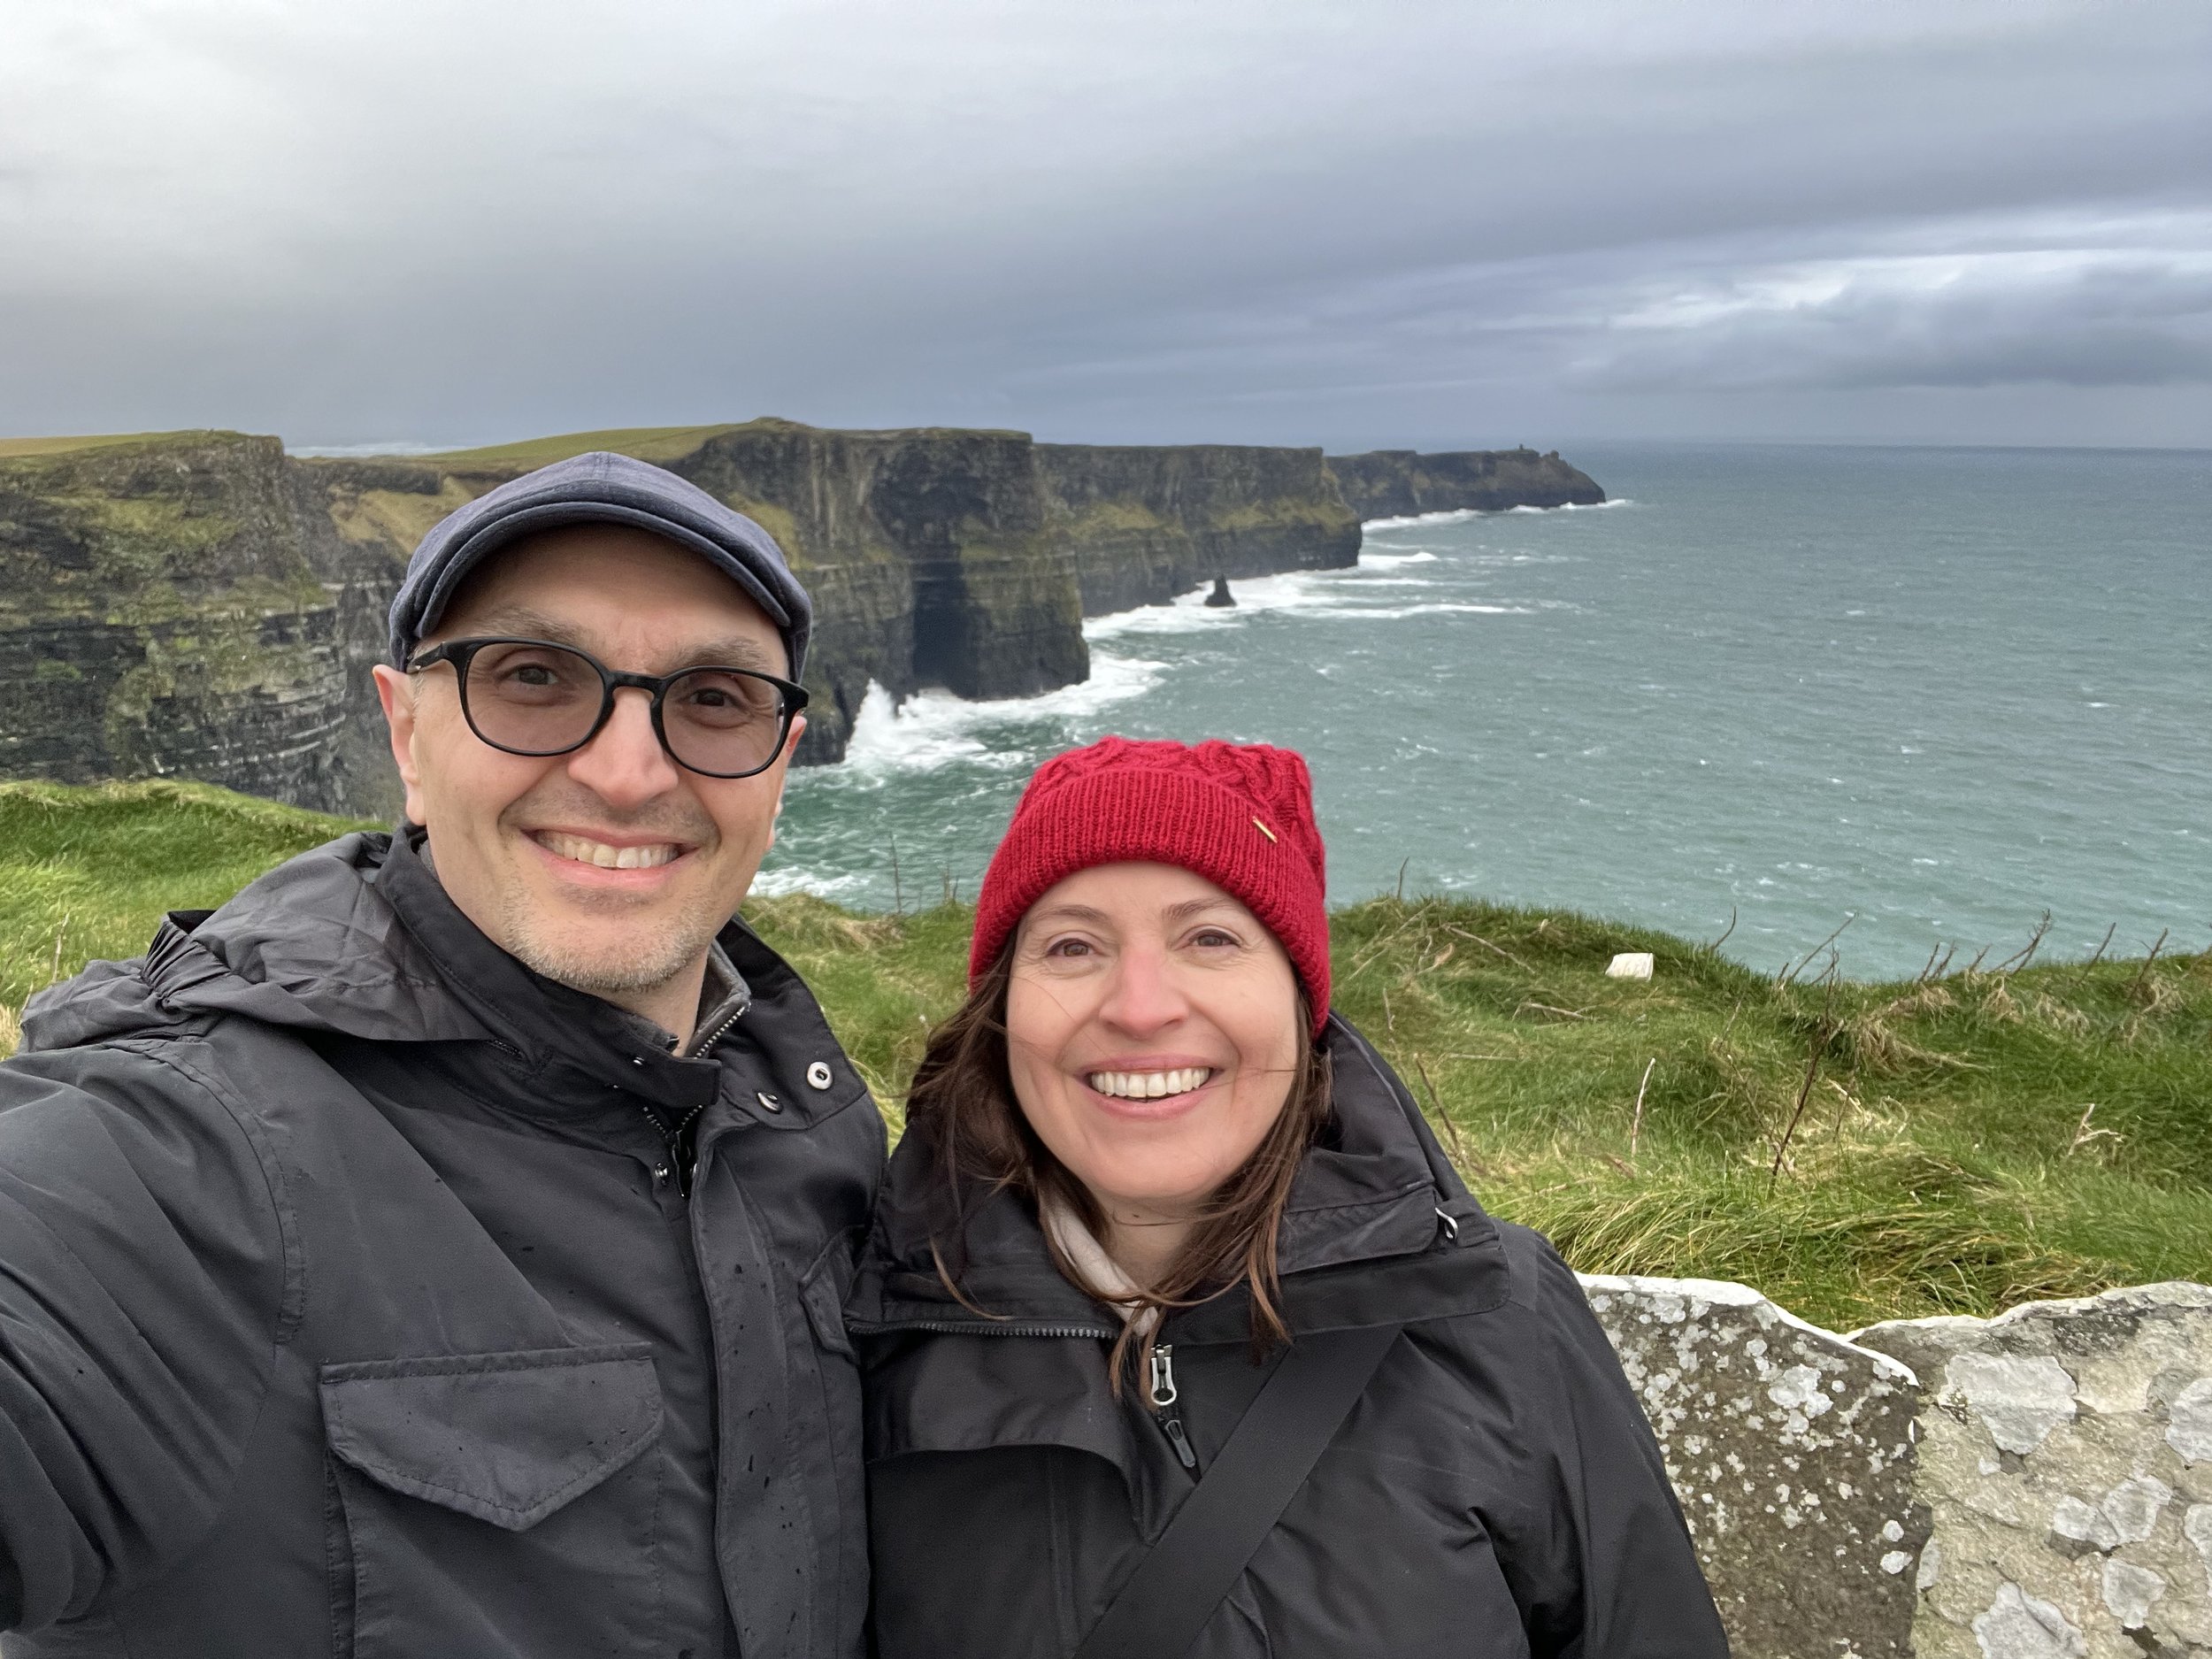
[4,0,2207,451]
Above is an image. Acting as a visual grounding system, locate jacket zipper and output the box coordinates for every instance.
[686,1003,748,1060]
[640,1005,745,1197]
[842,1318,1118,1340]
[849,1317,1201,1469]
[1148,1344,1199,1471]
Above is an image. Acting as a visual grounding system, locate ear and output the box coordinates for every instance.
[372,664,431,825]
[765,714,806,849]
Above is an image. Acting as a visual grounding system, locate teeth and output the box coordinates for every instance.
[539,832,680,871]
[1085,1067,1213,1100]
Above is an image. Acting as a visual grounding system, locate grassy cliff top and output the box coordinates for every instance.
[408,418,1041,471]
[4,779,2207,1332]
[0,430,264,461]
[411,425,749,467]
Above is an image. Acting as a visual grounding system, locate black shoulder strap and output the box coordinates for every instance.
[1073,1322,1402,1659]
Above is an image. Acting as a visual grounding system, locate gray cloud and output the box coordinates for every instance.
[2,0,2208,449]
[1564,239,2212,391]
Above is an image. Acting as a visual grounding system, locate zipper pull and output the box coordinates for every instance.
[1148,1344,1179,1409]
[1161,1415,1198,1471]
[1148,1345,1199,1471]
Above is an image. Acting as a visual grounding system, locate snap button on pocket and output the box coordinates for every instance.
[757,1091,782,1114]
[806,1061,833,1090]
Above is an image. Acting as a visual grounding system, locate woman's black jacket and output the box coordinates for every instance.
[846,1016,1729,1658]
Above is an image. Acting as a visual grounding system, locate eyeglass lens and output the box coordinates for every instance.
[460,641,788,775]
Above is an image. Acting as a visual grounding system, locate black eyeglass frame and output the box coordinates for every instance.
[409,635,810,780]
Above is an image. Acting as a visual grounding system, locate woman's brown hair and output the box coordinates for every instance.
[904,941,1333,1394]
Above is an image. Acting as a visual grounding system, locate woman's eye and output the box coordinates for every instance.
[1044,938,1094,958]
[1189,929,1240,949]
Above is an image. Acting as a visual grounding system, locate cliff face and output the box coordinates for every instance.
[0,432,368,813]
[276,420,1091,776]
[1326,447,1605,519]
[1037,443,1360,615]
[0,423,1600,814]
[669,422,1085,759]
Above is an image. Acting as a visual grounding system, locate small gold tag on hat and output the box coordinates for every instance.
[1252,818,1277,842]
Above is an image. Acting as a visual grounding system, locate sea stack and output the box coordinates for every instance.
[1203,575,1237,607]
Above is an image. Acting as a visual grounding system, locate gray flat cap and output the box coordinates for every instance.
[387,450,811,680]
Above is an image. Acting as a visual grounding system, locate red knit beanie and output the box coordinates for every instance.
[969,737,1331,1032]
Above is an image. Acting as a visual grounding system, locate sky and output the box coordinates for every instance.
[3,0,2208,452]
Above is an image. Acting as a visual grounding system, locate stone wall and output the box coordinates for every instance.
[1583,1275,2212,1659]
[1859,1284,2212,1658]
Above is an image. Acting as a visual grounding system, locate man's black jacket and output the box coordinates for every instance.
[0,830,882,1658]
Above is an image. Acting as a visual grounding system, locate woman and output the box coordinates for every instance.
[848,737,1726,1657]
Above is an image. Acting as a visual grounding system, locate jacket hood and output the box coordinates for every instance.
[20,832,487,1053]
[847,1016,1502,1341]
[19,831,820,1126]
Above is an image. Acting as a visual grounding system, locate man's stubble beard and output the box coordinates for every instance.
[486,784,740,1000]
[497,880,733,997]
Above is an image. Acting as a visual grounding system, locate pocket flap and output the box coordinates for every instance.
[321,1345,662,1532]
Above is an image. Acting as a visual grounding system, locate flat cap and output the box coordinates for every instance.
[387,450,811,680]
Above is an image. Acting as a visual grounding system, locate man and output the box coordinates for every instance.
[0,454,882,1657]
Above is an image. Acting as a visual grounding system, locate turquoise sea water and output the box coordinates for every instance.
[761,443,2210,980]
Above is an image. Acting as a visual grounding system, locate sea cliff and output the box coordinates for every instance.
[1,424,1590,815]
[1036,442,1358,615]
[1326,446,1604,518]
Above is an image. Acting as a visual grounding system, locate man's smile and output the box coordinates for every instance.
[526,827,698,875]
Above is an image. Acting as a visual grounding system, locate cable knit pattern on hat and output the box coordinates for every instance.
[969,736,1331,1031]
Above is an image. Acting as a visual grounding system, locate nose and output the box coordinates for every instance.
[563,686,683,809]
[1096,941,1190,1038]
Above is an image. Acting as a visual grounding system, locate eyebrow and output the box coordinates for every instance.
[446,606,780,672]
[1163,897,1244,926]
[1022,896,1247,933]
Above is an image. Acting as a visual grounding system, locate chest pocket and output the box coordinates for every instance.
[321,1345,664,1659]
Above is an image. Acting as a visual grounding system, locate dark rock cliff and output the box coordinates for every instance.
[669,421,1085,759]
[1036,443,1360,615]
[1,423,1600,816]
[0,432,365,810]
[1326,447,1605,519]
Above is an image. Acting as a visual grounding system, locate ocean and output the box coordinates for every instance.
[758,442,2210,981]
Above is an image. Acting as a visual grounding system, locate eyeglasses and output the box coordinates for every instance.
[409,636,808,780]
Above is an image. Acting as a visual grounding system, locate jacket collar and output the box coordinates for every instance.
[27,826,856,1127]
[847,1016,1504,1342]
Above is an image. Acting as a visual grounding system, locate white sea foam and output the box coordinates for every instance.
[749,865,872,899]
[1362,499,1632,530]
[1302,602,1532,620]
[1084,562,1532,638]
[1356,549,1440,568]
[1362,509,1486,530]
[837,655,1164,773]
[1085,569,1357,636]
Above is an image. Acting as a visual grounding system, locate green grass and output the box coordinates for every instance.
[413,425,744,468]
[0,430,243,460]
[0,781,377,1017]
[4,780,2207,1332]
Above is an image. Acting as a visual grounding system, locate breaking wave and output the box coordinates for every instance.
[837,653,1164,774]
[1363,498,1632,529]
